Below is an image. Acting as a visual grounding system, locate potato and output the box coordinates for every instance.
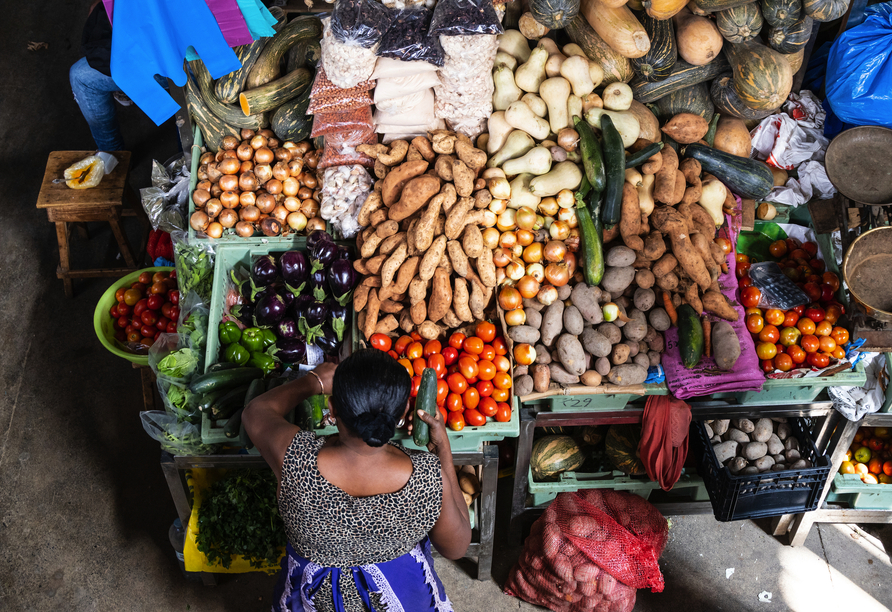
[785,437,799,452]
[743,441,768,461]
[557,284,573,301]
[661,113,709,144]
[712,321,740,371]
[557,334,587,376]
[622,309,648,342]
[726,428,749,444]
[648,334,664,353]
[607,364,647,386]
[648,351,661,366]
[508,325,541,345]
[595,356,611,376]
[635,269,655,289]
[704,422,714,438]
[581,370,602,387]
[581,328,612,358]
[526,308,543,330]
[648,308,671,332]
[534,344,552,364]
[752,418,773,443]
[514,365,529,377]
[541,301,565,346]
[767,434,784,456]
[597,322,622,345]
[776,422,792,441]
[712,419,730,436]
[563,306,584,336]
[515,375,534,397]
[601,266,636,295]
[633,353,650,368]
[605,246,637,267]
[733,418,755,434]
[570,284,603,324]
[633,287,656,312]
[740,466,759,475]
[523,297,544,312]
[550,363,581,384]
[624,340,639,357]
[784,448,801,463]
[754,456,774,472]
[611,343,630,365]
[790,459,809,470]
[728,457,748,474]
[713,441,738,464]
[381,160,430,206]
[435,155,455,181]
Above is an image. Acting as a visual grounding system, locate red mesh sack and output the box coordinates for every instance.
[317,128,377,169]
[505,490,668,612]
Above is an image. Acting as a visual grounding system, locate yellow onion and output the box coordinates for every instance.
[515,206,537,231]
[221,135,239,150]
[482,227,500,249]
[256,193,276,214]
[556,189,575,208]
[298,186,314,200]
[566,228,581,252]
[516,229,535,247]
[538,196,559,217]
[545,262,570,287]
[254,164,273,184]
[492,247,512,268]
[293,141,311,156]
[537,284,558,306]
[496,267,506,286]
[239,160,253,174]
[526,262,545,282]
[250,134,268,150]
[283,196,301,212]
[288,158,304,177]
[549,220,570,241]
[218,158,240,175]
[272,205,289,224]
[220,191,239,209]
[488,199,507,216]
[192,189,211,207]
[286,211,308,231]
[210,184,223,198]
[199,152,215,165]
[512,244,524,258]
[506,259,525,281]
[272,162,290,181]
[479,210,498,228]
[274,147,292,163]
[498,286,522,310]
[300,199,320,218]
[299,172,318,189]
[206,164,223,183]
[505,308,527,326]
[190,211,209,232]
[240,129,255,141]
[239,172,259,192]
[254,147,274,165]
[266,179,283,195]
[517,275,540,298]
[235,221,255,237]
[240,206,260,222]
[544,240,568,262]
[497,209,516,232]
[197,165,209,181]
[239,191,256,208]
[282,177,300,196]
[523,243,544,264]
[219,174,239,192]
[204,199,223,218]
[218,208,238,228]
[487,177,511,199]
[306,217,326,232]
[499,231,517,249]
[205,222,224,239]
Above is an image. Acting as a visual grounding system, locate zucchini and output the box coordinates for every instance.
[413,368,438,448]
[207,362,240,373]
[198,387,229,413]
[682,143,774,199]
[298,394,326,431]
[211,384,251,420]
[625,141,664,168]
[189,367,263,395]
[214,39,270,104]
[239,68,311,116]
[270,86,312,142]
[246,16,322,90]
[677,304,704,369]
[629,57,730,103]
[225,378,266,439]
[185,74,238,152]
[189,60,266,129]
[599,114,625,229]
[574,177,605,287]
[574,116,605,192]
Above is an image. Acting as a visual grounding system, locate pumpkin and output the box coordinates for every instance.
[803,0,848,21]
[541,426,569,435]
[711,75,775,120]
[724,40,793,111]
[630,57,731,103]
[566,16,636,84]
[781,48,805,72]
[581,426,605,446]
[644,0,688,19]
[692,0,755,12]
[531,0,581,29]
[530,435,586,480]
[674,10,724,65]
[714,114,753,157]
[769,14,813,54]
[716,2,764,43]
[655,82,716,121]
[605,425,646,476]
[631,11,678,82]
[762,0,801,26]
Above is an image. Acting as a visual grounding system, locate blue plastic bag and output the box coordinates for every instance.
[826,11,892,127]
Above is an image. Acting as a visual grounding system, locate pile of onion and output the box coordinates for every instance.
[190,128,326,238]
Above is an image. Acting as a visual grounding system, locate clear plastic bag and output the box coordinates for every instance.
[749,262,810,310]
[379,8,445,66]
[374,89,435,125]
[172,230,215,305]
[372,57,439,78]
[310,66,375,99]
[320,165,374,238]
[307,90,373,114]
[140,157,190,232]
[321,17,380,89]
[373,72,441,103]
[149,333,202,385]
[330,0,393,48]
[434,34,498,135]
[140,411,219,455]
[63,155,105,189]
[311,106,374,138]
[177,292,210,354]
[157,378,201,424]
[429,0,504,37]
[375,89,430,114]
[318,129,378,169]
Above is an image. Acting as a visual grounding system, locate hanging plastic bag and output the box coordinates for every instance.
[140,411,219,455]
[140,157,191,232]
[150,332,202,384]
[321,16,380,89]
[826,11,892,128]
[178,292,211,354]
[311,106,374,138]
[157,378,201,424]
[330,0,392,48]
[429,0,503,36]
[172,230,215,304]
[379,8,445,66]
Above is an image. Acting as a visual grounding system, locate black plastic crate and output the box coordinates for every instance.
[691,418,831,522]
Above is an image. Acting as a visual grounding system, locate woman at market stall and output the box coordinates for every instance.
[243,349,470,611]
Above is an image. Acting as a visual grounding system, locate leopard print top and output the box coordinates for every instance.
[278,431,443,568]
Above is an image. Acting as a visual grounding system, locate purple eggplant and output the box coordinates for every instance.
[309,268,328,301]
[327,299,349,343]
[277,287,295,308]
[337,246,352,261]
[328,259,357,306]
[307,230,333,251]
[291,294,313,322]
[279,250,309,291]
[230,302,254,327]
[277,317,299,339]
[255,293,287,327]
[306,300,328,327]
[268,337,307,364]
[309,240,338,272]
[315,323,340,355]
[252,255,278,287]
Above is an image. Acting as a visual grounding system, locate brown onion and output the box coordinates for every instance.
[220,191,239,208]
[250,134,268,150]
[206,222,224,239]
[190,211,209,231]
[200,152,215,165]
[293,141,311,156]
[286,211,308,231]
[274,147,292,163]
[239,160,253,174]
[517,275,540,299]
[282,141,297,150]
[272,162,290,181]
[537,284,558,306]
[240,206,260,222]
[300,199,319,217]
[267,137,280,149]
[294,186,311,200]
[254,147,274,165]
[221,135,239,150]
[538,196,559,217]
[544,240,567,263]
[256,193,276,214]
[564,251,577,275]
[210,183,223,198]
[545,262,570,287]
[299,172,317,189]
[239,172,259,192]
[305,217,326,232]
[499,231,517,249]
[492,247,512,268]
[272,205,289,224]
[260,217,282,237]
[235,221,255,237]
[504,308,527,327]
[523,242,544,264]
[266,179,283,195]
[222,149,238,159]
[254,164,273,183]
[205,199,223,218]
[496,267,506,286]
[258,129,275,140]
[237,142,254,161]
[206,163,223,183]
[218,174,239,192]
[218,208,238,228]
[526,262,545,282]
[197,165,209,181]
[283,196,301,212]
[192,189,211,207]
[218,158,240,175]
[287,158,304,176]
[240,129,255,141]
[239,191,257,208]
[482,227,500,249]
[498,286,522,310]
[215,151,225,163]
[196,180,212,193]
[282,177,300,196]
[557,128,579,152]
[304,151,319,170]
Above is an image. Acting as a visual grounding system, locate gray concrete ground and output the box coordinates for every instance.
[0,2,891,611]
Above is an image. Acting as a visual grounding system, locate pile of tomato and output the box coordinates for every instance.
[109,270,180,351]
[736,238,850,373]
[369,321,513,431]
[840,427,892,485]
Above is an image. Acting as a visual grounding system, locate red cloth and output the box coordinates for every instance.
[640,394,692,491]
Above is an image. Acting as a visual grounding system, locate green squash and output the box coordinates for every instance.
[631,11,678,82]
[802,0,848,22]
[530,0,580,29]
[762,0,801,27]
[769,15,813,54]
[270,87,312,142]
[630,57,731,103]
[655,82,715,121]
[530,435,586,480]
[724,40,792,111]
[692,0,754,11]
[711,75,775,120]
[605,425,646,476]
[716,2,764,43]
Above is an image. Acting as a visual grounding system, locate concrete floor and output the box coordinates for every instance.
[0,2,891,610]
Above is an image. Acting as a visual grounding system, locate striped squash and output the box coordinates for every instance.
[565,16,635,84]
[270,87,312,142]
[769,14,813,54]
[530,436,585,480]
[643,0,688,19]
[247,16,322,90]
[781,48,806,72]
[656,82,715,121]
[691,0,754,12]
[531,0,581,29]
[185,74,239,152]
[239,68,311,116]
[631,11,678,82]
[803,0,849,21]
[215,41,270,104]
[762,0,801,26]
[711,75,775,120]
[716,2,764,43]
[724,40,792,111]
[189,60,266,130]
[605,425,646,476]
[630,57,731,103]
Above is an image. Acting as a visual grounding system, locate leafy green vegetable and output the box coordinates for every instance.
[180,310,209,351]
[175,242,214,303]
[157,348,200,379]
[196,470,285,569]
[166,384,199,424]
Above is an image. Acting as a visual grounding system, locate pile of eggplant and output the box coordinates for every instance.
[230,230,358,363]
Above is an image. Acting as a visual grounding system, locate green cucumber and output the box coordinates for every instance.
[226,378,266,439]
[682,143,774,200]
[198,387,228,413]
[574,177,605,287]
[704,114,720,147]
[207,362,240,373]
[211,384,251,420]
[190,367,263,395]
[625,142,664,168]
[677,304,704,369]
[599,114,625,229]
[574,116,605,192]
[413,368,438,448]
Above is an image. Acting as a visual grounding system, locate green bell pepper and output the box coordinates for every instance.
[218,321,242,345]
[260,328,277,350]
[224,343,250,366]
[241,328,265,353]
[249,352,277,375]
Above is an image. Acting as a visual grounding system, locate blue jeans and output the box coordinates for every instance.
[70,57,126,151]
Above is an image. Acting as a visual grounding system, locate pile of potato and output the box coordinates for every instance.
[352,131,499,340]
[510,243,668,397]
[707,418,813,475]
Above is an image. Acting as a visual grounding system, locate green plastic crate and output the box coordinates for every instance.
[528,468,707,506]
[708,362,866,405]
[826,473,892,510]
[521,383,668,413]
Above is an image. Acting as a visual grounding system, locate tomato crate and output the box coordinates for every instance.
[707,362,866,405]
[520,383,669,413]
[825,474,892,510]
[691,417,831,522]
[528,468,706,507]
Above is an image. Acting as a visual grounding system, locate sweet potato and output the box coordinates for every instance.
[370,209,389,228]
[366,253,387,275]
[475,248,497,287]
[702,290,739,321]
[374,314,399,335]
[661,113,709,144]
[620,183,644,251]
[434,155,455,181]
[681,176,702,205]
[532,364,551,393]
[381,243,408,288]
[393,257,420,295]
[679,158,702,184]
[431,130,457,154]
[541,301,565,347]
[399,309,413,333]
[445,197,474,239]
[381,160,429,206]
[452,160,475,198]
[363,289,381,340]
[603,224,620,244]
[388,176,441,222]
[462,224,484,258]
[415,187,452,252]
[354,283,371,312]
[412,136,435,162]
[379,299,404,314]
[454,140,488,170]
[445,241,469,278]
[379,233,406,257]
[378,140,409,166]
[418,320,442,340]
[406,145,423,162]
[641,149,662,175]
[438,251,452,275]
[469,278,490,321]
[643,232,666,261]
[410,300,427,325]
[357,191,384,226]
[353,259,370,276]
[668,232,711,291]
[671,169,686,205]
[419,235,447,281]
[409,277,428,305]
[652,253,677,277]
[653,147,679,204]
[453,277,473,322]
[428,268,452,322]
[442,308,462,329]
[360,232,384,259]
[685,282,703,314]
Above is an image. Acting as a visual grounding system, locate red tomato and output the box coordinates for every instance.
[800,334,820,353]
[167,290,180,305]
[782,311,799,328]
[787,345,807,364]
[156,316,170,331]
[769,239,788,258]
[161,303,173,319]
[115,288,127,303]
[746,314,764,334]
[370,333,392,352]
[779,326,801,347]
[398,358,414,377]
[738,275,753,288]
[447,373,468,394]
[496,403,512,423]
[464,408,486,427]
[493,355,511,373]
[476,380,494,397]
[491,388,509,403]
[394,335,413,356]
[463,387,480,410]
[127,331,142,343]
[428,354,447,379]
[141,325,158,339]
[446,393,463,413]
[797,318,816,335]
[166,320,178,333]
[438,407,448,423]
[491,337,508,355]
[740,286,762,308]
[774,353,793,372]
[765,309,785,326]
[466,375,479,385]
[458,357,479,380]
[824,304,842,325]
[736,253,750,264]
[405,342,424,360]
[410,331,422,342]
[436,380,449,405]
[493,372,513,390]
[803,283,822,302]
[736,261,751,279]
[140,311,158,326]
[110,304,120,318]
[133,298,149,317]
[458,351,479,363]
[442,346,459,366]
[447,411,466,431]
[410,375,421,398]
[807,352,829,368]
[147,295,165,311]
[423,340,442,358]
[819,336,837,354]
[759,325,780,344]
[388,350,399,360]
[805,306,825,323]
[761,359,775,373]
[463,336,484,355]
[802,241,818,257]
[756,342,777,360]
[831,326,849,345]
[448,332,466,350]
[411,358,426,377]
[479,344,496,362]
[479,397,498,417]
[476,321,497,343]
[114,329,126,342]
[815,320,833,337]
[477,360,496,381]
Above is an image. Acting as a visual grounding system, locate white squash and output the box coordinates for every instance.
[506,101,551,140]
[602,82,633,111]
[545,53,566,78]
[494,51,518,72]
[529,161,583,196]
[699,175,728,225]
[509,173,542,209]
[568,94,583,121]
[539,77,572,133]
[503,146,554,176]
[487,129,536,168]
[521,93,548,118]
[560,55,595,97]
[584,108,641,148]
[562,43,587,57]
[537,38,561,55]
[637,174,655,215]
[493,65,523,111]
[498,30,532,62]
[487,112,513,155]
[514,47,549,93]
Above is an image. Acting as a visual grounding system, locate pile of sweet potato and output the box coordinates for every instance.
[352,131,497,340]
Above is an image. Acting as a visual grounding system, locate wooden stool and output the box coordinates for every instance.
[36,151,150,297]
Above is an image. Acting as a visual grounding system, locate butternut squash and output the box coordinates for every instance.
[644,0,689,19]
[580,0,652,59]
[673,9,724,66]
[713,115,752,157]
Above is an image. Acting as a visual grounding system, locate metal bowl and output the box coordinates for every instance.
[842,226,892,323]
[825,126,892,204]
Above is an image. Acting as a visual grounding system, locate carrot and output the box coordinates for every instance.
[663,291,677,326]
[702,317,711,358]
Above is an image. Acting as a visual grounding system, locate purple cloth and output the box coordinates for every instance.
[102,0,114,23]
[272,538,453,612]
[204,0,254,47]
[662,214,764,400]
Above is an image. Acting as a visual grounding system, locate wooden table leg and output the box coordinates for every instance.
[108,207,137,268]
[55,221,73,297]
[140,366,156,411]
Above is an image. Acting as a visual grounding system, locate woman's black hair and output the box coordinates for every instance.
[331,349,411,447]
